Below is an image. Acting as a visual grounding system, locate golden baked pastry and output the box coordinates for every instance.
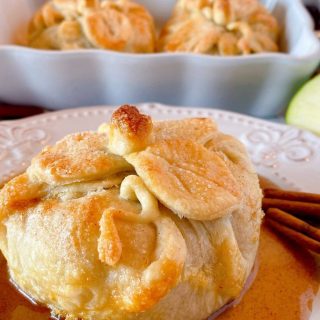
[27,0,156,53]
[158,0,279,55]
[0,105,263,320]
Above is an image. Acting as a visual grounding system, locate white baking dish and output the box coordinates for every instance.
[0,0,319,117]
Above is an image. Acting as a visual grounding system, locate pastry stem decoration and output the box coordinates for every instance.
[108,105,153,156]
[0,105,263,320]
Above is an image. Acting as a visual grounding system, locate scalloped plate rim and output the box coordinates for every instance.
[1,103,319,138]
[1,103,320,190]
[0,102,320,136]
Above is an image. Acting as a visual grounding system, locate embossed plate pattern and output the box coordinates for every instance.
[1,103,319,191]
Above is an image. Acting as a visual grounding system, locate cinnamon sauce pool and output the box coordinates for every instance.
[0,177,319,320]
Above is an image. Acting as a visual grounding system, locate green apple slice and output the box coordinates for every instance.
[286,74,320,135]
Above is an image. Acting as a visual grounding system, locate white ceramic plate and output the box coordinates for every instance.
[0,103,319,318]
[1,103,319,191]
[0,0,319,117]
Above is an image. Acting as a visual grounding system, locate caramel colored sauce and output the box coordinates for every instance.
[0,176,318,320]
[0,252,50,320]
[1,228,318,320]
[218,176,319,320]
[218,224,319,320]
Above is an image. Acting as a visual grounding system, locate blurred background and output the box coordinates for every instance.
[0,0,319,121]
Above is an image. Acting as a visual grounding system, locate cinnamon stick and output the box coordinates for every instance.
[266,219,320,254]
[264,188,320,204]
[262,198,320,220]
[266,208,320,242]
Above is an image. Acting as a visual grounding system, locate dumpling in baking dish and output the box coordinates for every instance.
[0,105,263,320]
[158,0,279,55]
[27,0,156,53]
